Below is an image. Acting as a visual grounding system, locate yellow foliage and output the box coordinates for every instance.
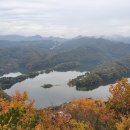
[108,78,130,113]
[116,115,130,130]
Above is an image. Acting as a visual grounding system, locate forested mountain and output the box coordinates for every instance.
[0,36,130,75]
[0,39,56,75]
[40,37,130,70]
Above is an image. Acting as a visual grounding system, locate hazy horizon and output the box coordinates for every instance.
[0,34,129,39]
[0,0,130,37]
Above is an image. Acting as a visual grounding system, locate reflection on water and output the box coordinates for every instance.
[5,71,110,108]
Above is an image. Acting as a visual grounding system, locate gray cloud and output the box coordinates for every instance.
[0,0,130,37]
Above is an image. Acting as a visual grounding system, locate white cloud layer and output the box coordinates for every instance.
[0,0,130,37]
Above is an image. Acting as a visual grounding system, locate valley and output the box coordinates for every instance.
[0,35,130,108]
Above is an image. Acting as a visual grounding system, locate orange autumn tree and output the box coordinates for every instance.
[108,78,130,129]
[108,78,130,114]
[0,91,39,130]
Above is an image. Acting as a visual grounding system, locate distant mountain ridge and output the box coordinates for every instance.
[0,35,130,75]
[0,35,43,41]
[103,35,130,44]
[0,35,66,42]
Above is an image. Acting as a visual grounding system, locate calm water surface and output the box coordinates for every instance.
[5,71,111,108]
[0,72,22,78]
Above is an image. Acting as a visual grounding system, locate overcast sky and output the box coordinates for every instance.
[0,0,130,37]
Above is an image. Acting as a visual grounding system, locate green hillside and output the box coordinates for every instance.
[69,55,130,90]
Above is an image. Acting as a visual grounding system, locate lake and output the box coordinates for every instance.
[4,71,110,108]
[0,72,22,78]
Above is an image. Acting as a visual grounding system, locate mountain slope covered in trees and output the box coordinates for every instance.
[0,36,130,75]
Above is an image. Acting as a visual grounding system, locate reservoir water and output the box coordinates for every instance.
[4,71,110,108]
[0,72,22,78]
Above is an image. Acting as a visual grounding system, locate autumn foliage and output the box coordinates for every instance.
[0,78,130,130]
[0,91,38,130]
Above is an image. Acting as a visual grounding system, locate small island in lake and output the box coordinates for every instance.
[41,84,53,88]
